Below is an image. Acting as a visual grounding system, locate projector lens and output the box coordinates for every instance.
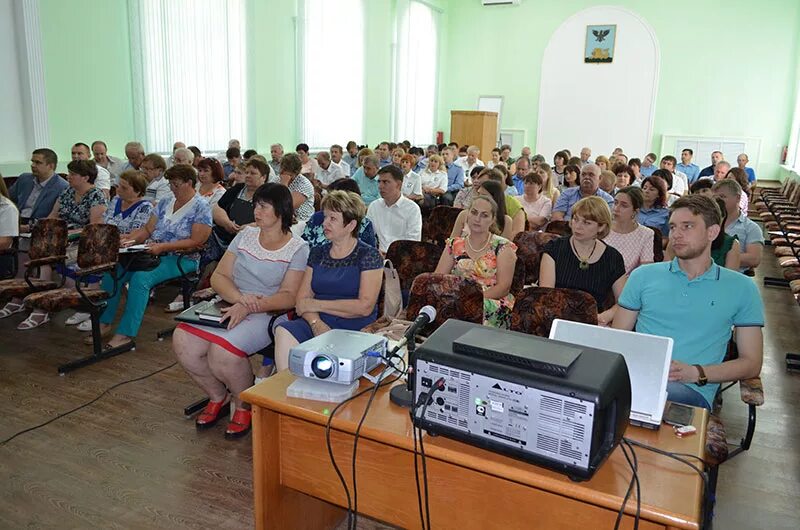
[311,355,334,379]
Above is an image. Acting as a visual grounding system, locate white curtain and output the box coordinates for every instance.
[394,0,439,145]
[130,0,247,153]
[301,0,365,150]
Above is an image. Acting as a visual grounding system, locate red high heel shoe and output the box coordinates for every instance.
[225,409,252,439]
[195,399,230,429]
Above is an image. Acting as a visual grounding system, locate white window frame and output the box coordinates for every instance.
[128,0,248,154]
[392,0,441,146]
[298,0,366,151]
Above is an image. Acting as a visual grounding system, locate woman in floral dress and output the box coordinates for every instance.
[435,194,518,328]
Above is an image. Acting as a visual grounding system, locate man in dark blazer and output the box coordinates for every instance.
[9,148,69,233]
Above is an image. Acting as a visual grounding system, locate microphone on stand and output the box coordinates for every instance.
[389,305,436,408]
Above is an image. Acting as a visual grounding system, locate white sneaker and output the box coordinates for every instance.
[65,312,91,325]
[77,319,93,332]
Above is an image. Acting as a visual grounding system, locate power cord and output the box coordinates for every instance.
[411,377,445,530]
[350,356,406,530]
[614,439,641,530]
[0,361,178,446]
[324,359,405,530]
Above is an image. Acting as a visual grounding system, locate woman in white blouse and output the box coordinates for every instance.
[400,154,423,201]
[419,154,448,210]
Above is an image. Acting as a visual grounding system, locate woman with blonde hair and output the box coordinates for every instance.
[536,162,561,206]
[273,190,383,371]
[539,196,626,326]
[595,155,610,172]
[435,193,518,329]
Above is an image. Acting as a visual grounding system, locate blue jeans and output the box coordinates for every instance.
[100,255,197,337]
[666,382,711,410]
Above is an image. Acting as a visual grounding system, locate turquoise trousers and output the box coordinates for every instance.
[100,255,197,337]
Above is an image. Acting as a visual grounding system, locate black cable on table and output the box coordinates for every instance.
[413,378,445,530]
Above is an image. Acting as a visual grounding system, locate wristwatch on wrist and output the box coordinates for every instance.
[694,364,708,386]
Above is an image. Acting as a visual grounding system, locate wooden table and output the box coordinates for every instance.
[241,371,707,530]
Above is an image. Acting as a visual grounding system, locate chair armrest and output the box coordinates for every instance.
[25,255,68,268]
[75,262,117,278]
[740,377,764,406]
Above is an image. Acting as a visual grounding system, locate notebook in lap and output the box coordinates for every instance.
[549,319,672,429]
[174,299,231,329]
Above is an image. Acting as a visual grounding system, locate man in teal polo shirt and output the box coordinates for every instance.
[613,194,764,409]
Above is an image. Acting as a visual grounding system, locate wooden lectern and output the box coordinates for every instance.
[450,110,498,160]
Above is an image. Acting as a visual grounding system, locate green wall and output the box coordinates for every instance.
[437,0,800,181]
[4,0,798,182]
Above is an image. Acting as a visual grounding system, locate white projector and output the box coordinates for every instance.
[288,329,387,385]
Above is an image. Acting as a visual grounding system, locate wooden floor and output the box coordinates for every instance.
[0,247,798,529]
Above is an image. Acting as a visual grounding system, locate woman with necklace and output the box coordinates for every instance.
[273,190,383,371]
[173,183,308,438]
[435,194,518,329]
[603,186,655,274]
[539,196,626,327]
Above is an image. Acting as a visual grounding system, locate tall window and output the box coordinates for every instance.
[394,0,439,145]
[787,83,800,171]
[129,0,247,153]
[301,0,365,150]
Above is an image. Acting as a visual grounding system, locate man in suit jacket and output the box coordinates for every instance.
[9,148,69,233]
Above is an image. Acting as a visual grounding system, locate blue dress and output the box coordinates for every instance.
[278,240,383,343]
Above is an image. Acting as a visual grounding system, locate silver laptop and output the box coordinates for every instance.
[549,319,672,429]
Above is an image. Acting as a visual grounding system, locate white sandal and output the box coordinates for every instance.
[17,312,50,330]
[0,302,25,319]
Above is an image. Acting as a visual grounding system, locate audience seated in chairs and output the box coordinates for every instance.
[67,169,154,330]
[613,194,764,411]
[0,174,20,279]
[434,194,518,329]
[274,190,383,371]
[269,152,315,234]
[14,159,108,330]
[637,174,671,239]
[96,164,212,350]
[450,180,514,241]
[539,196,627,327]
[519,172,552,231]
[713,179,763,273]
[366,165,422,255]
[173,183,308,439]
[603,186,655,274]
[302,178,377,250]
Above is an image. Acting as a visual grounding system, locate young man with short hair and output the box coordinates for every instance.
[366,165,422,254]
[677,148,701,185]
[614,194,764,409]
[640,152,657,177]
[713,179,763,272]
[699,151,723,179]
[330,144,350,177]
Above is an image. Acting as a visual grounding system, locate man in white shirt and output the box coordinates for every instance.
[91,140,125,182]
[72,142,111,198]
[330,144,350,177]
[660,155,687,197]
[456,145,485,183]
[314,151,343,190]
[367,165,422,254]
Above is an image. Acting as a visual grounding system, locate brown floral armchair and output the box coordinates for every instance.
[510,286,598,337]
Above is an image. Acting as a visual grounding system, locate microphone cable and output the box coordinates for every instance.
[412,377,445,530]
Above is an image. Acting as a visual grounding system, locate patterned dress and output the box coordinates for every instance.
[57,187,107,228]
[444,235,517,329]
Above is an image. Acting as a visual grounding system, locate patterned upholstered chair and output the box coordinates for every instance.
[512,231,559,286]
[23,224,126,374]
[406,273,483,334]
[543,220,572,236]
[422,206,462,248]
[510,259,526,299]
[510,287,597,337]
[0,237,19,280]
[0,219,68,305]
[385,240,442,292]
